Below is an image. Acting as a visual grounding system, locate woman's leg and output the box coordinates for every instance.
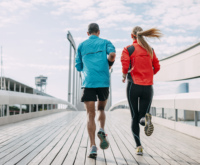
[126,82,142,147]
[139,85,153,120]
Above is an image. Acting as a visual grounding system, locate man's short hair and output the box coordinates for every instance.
[88,23,100,34]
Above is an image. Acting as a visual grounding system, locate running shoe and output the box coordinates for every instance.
[140,117,145,126]
[88,145,97,158]
[97,130,109,150]
[144,113,154,136]
[135,147,143,155]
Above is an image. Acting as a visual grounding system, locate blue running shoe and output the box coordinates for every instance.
[88,145,97,158]
[97,130,109,150]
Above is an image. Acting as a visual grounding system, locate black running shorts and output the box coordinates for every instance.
[81,88,109,102]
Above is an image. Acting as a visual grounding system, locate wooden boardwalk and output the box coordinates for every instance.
[0,110,200,165]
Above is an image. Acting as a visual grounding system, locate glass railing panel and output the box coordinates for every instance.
[198,112,200,127]
[178,109,195,126]
[164,108,175,121]
[156,107,162,118]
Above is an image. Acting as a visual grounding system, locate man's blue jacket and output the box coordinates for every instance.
[75,35,115,88]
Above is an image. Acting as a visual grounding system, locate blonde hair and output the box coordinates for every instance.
[132,26,163,58]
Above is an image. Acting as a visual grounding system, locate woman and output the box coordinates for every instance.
[121,26,162,155]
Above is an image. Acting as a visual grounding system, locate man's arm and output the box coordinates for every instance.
[75,44,83,72]
[106,40,116,69]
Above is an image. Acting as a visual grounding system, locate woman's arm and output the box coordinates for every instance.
[152,50,160,75]
[121,47,130,82]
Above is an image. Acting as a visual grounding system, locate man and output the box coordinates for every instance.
[75,23,116,158]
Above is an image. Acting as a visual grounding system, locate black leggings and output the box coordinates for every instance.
[126,81,153,147]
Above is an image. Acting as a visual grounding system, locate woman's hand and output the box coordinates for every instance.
[122,73,127,83]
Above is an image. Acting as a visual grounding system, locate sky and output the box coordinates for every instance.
[0,0,200,104]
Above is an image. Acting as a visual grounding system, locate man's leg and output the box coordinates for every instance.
[97,100,107,130]
[84,101,96,147]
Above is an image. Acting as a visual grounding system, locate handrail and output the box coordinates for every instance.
[109,92,200,112]
[0,90,78,111]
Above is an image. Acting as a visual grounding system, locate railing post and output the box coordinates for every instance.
[175,109,178,121]
[68,43,72,103]
[8,80,10,91]
[154,107,156,116]
[14,83,16,92]
[194,111,198,127]
[162,108,164,118]
[29,104,31,113]
[20,105,22,114]
[19,85,21,92]
[36,104,38,112]
[7,105,9,116]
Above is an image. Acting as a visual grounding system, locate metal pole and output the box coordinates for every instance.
[110,68,113,108]
[76,71,79,104]
[162,108,164,118]
[1,46,2,90]
[72,50,75,105]
[195,111,198,127]
[175,109,178,122]
[68,43,72,103]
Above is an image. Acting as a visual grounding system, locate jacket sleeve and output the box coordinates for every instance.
[106,40,116,54]
[152,50,160,75]
[75,44,83,72]
[121,47,130,74]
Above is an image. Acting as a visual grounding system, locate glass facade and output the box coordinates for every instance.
[9,104,20,115]
[44,104,47,110]
[0,105,3,117]
[31,104,37,112]
[22,104,29,113]
[178,109,195,126]
[38,104,43,111]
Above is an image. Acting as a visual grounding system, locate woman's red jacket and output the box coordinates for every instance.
[121,40,160,85]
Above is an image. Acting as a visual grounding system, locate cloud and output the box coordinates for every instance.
[110,39,129,43]
[64,27,83,32]
[4,62,68,71]
[164,36,199,45]
[38,40,44,44]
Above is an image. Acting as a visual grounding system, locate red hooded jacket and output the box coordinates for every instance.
[121,40,160,85]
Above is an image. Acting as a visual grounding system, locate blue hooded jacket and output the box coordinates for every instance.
[75,35,115,88]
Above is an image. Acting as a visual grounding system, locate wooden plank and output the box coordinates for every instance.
[27,112,84,165]
[74,125,88,165]
[85,137,95,165]
[39,114,86,165]
[106,119,147,165]
[16,112,81,165]
[104,124,127,165]
[113,111,198,165]
[0,112,74,145]
[95,130,106,165]
[0,112,72,165]
[108,114,168,165]
[61,121,87,165]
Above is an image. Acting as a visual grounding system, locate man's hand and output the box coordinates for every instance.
[122,73,127,83]
[108,52,116,62]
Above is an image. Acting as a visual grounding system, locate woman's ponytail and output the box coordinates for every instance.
[132,27,163,58]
